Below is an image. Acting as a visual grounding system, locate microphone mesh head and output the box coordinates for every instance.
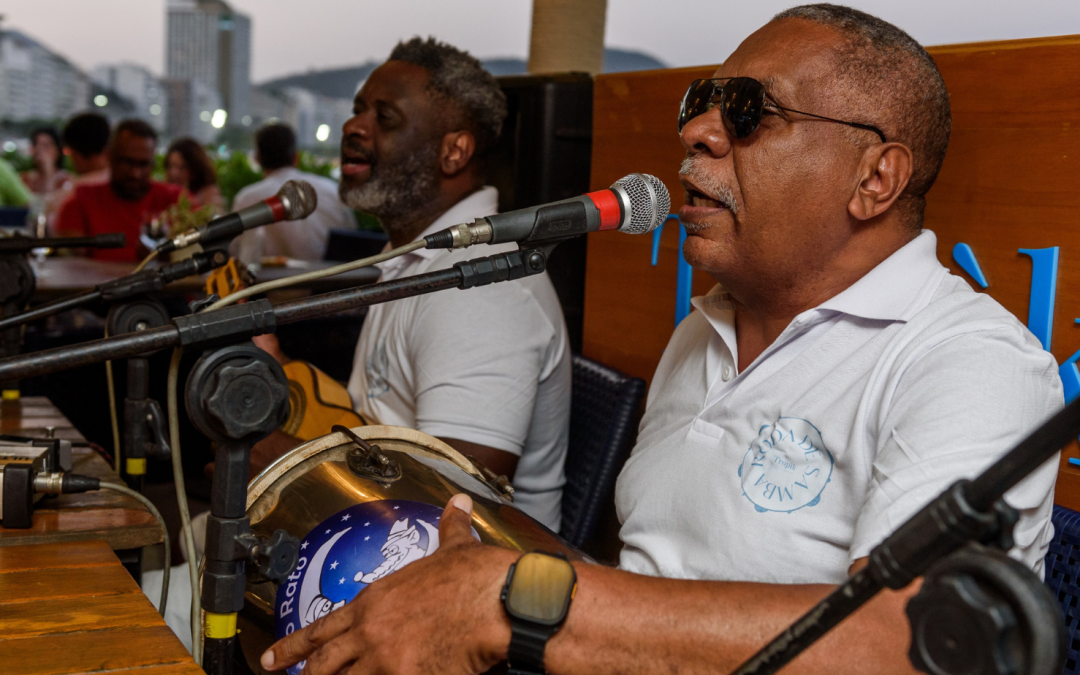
[278,180,318,220]
[612,173,670,234]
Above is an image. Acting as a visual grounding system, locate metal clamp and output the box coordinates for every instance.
[333,425,402,484]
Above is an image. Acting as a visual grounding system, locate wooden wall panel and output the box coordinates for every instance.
[582,35,1080,508]
[583,65,718,378]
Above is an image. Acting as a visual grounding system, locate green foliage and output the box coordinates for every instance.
[214,127,254,153]
[158,192,217,235]
[296,151,333,178]
[2,149,34,173]
[214,151,263,209]
[354,209,383,232]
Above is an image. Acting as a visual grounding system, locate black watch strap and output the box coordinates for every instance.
[507,620,553,675]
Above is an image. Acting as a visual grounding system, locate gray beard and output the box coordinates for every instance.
[338,142,441,237]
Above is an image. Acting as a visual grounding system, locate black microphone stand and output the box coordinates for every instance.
[726,403,1078,675]
[0,239,561,675]
[0,233,127,396]
[105,300,173,491]
[0,249,229,334]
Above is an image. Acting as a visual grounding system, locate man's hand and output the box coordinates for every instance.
[261,494,517,675]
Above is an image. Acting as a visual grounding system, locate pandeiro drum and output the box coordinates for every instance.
[235,425,586,674]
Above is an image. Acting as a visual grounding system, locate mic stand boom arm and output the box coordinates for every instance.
[729,395,1080,675]
[0,250,229,333]
[0,244,556,386]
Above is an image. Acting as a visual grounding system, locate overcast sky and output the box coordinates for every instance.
[2,0,1079,82]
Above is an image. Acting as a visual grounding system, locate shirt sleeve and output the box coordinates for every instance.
[53,190,89,237]
[406,282,558,455]
[0,160,31,207]
[229,187,263,265]
[849,325,1063,576]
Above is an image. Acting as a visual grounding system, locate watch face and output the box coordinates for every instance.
[506,552,576,625]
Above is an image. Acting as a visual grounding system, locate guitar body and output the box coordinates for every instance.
[280,360,368,442]
[206,260,367,442]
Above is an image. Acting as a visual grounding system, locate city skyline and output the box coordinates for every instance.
[2,0,1078,84]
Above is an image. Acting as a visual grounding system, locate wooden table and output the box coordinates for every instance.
[0,397,162,551]
[0,540,202,675]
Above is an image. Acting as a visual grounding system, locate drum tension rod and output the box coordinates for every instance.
[334,425,401,483]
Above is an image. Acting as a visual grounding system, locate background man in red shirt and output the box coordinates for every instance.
[55,119,180,262]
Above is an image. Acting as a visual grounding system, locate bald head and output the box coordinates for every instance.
[773,4,951,227]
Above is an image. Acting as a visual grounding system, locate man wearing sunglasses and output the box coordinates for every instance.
[261,6,1061,675]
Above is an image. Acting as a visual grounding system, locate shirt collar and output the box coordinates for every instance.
[376,186,499,277]
[816,230,947,322]
[408,186,500,260]
[690,229,947,351]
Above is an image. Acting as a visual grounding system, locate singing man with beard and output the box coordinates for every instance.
[338,38,571,530]
[262,7,1060,675]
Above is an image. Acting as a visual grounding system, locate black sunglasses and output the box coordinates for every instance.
[678,77,887,143]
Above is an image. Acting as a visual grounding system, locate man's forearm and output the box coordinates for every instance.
[544,563,920,675]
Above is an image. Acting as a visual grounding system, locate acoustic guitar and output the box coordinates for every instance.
[206,259,367,442]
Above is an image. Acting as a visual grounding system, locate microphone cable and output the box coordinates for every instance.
[132,248,159,274]
[167,345,202,666]
[96,481,172,616]
[204,239,426,311]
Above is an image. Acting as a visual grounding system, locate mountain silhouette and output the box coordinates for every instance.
[258,47,666,100]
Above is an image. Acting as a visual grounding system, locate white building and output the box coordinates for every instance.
[163,78,222,144]
[166,0,251,125]
[0,29,90,123]
[251,86,352,149]
[89,63,167,132]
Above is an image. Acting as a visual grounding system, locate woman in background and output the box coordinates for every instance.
[165,138,224,213]
[20,127,73,229]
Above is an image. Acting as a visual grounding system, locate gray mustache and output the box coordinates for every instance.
[679,155,739,214]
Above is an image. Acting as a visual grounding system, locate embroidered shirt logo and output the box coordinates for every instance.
[365,339,390,399]
[738,417,833,513]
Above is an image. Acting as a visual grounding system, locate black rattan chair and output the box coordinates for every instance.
[1046,505,1080,674]
[559,354,646,548]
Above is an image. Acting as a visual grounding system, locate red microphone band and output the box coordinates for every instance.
[586,189,623,231]
[267,196,287,222]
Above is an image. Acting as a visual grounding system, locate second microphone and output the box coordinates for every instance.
[155,179,318,255]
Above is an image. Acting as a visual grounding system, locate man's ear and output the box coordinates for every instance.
[440,130,476,177]
[848,142,914,221]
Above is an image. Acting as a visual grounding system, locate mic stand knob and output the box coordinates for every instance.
[906,521,1065,675]
[244,529,300,585]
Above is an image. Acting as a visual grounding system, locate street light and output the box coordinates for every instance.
[94,95,108,107]
[316,124,330,142]
[211,109,228,129]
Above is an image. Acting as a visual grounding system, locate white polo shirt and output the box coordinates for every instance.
[347,187,572,530]
[230,167,357,264]
[616,230,1062,584]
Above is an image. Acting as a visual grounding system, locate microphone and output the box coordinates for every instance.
[155,180,318,255]
[424,173,670,249]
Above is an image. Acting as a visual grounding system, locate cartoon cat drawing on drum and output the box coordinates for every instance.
[355,517,440,584]
[296,514,442,631]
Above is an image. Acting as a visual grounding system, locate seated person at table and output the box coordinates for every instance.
[230,123,356,266]
[165,137,224,213]
[21,127,73,230]
[262,7,1061,675]
[21,127,72,197]
[61,112,111,187]
[252,37,571,530]
[55,119,180,262]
